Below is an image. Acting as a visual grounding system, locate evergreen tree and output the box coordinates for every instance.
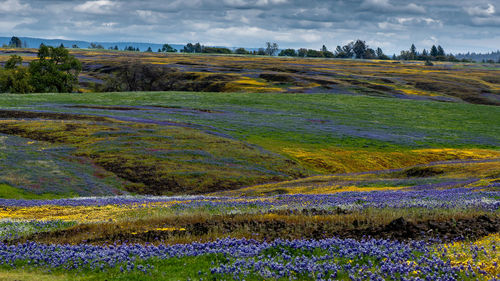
[430,45,438,57]
[410,44,417,60]
[437,45,445,56]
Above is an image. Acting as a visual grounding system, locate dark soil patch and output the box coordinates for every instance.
[402,166,445,178]
[0,110,110,122]
[66,105,141,111]
[149,105,224,114]
[259,73,297,83]
[16,214,499,245]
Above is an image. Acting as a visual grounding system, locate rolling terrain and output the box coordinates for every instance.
[0,50,498,280]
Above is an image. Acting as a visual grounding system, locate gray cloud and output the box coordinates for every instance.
[1,0,498,53]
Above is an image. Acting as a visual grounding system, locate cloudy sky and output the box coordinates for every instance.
[1,0,499,54]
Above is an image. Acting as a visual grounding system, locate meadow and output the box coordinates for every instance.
[0,49,498,280]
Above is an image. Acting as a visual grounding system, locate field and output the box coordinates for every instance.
[0,49,499,280]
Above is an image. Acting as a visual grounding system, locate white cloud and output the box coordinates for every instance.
[471,16,500,26]
[465,4,495,17]
[396,17,442,26]
[74,0,118,14]
[256,0,287,6]
[0,0,30,13]
[361,0,425,13]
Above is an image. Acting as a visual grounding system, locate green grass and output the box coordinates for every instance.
[0,183,60,199]
[0,91,498,150]
[0,91,498,196]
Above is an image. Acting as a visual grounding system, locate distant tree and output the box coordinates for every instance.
[9,36,22,48]
[376,48,389,60]
[278,48,297,57]
[334,45,348,58]
[265,42,279,56]
[297,48,307,57]
[114,46,119,50]
[256,48,266,55]
[422,49,428,57]
[321,45,328,52]
[89,43,104,49]
[161,44,177,52]
[72,44,79,49]
[306,49,324,57]
[183,43,195,53]
[399,50,411,60]
[430,45,438,57]
[437,45,445,56]
[410,44,417,60]
[235,48,250,55]
[194,43,202,53]
[158,48,162,53]
[28,45,82,93]
[323,50,334,58]
[353,40,367,59]
[339,42,354,58]
[59,43,65,48]
[146,47,153,52]
[202,47,232,54]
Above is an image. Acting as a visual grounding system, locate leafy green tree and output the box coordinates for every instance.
[376,47,389,60]
[335,42,354,58]
[28,45,82,93]
[235,48,250,55]
[296,48,307,57]
[162,44,177,52]
[306,49,323,57]
[353,40,367,59]
[265,42,279,56]
[9,36,22,48]
[4,55,23,69]
[323,50,334,58]
[0,55,32,93]
[194,43,202,53]
[278,48,297,56]
[183,43,195,53]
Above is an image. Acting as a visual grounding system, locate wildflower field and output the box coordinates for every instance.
[0,49,499,280]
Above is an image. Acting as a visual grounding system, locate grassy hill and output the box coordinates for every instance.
[0,91,498,197]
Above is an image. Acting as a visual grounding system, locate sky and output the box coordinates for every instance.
[0,0,499,54]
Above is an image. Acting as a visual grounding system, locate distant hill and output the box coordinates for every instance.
[0,36,258,53]
[455,50,500,62]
